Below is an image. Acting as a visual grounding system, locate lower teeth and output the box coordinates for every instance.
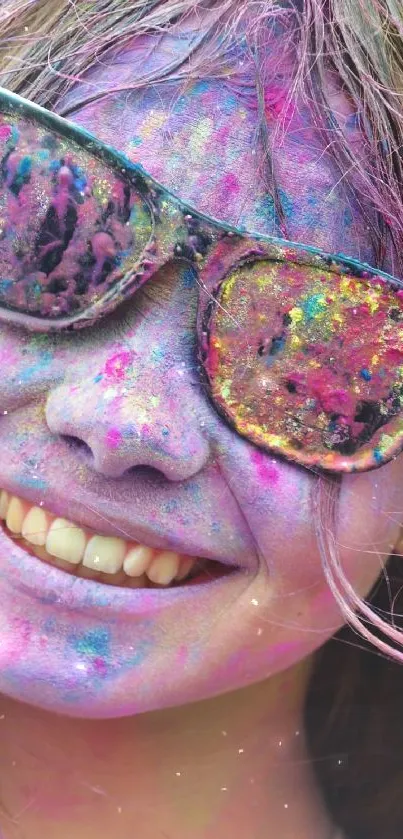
[3,526,216,589]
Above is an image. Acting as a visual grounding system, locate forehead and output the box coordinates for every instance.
[60,30,374,262]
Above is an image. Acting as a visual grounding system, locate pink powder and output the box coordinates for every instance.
[220,172,240,197]
[0,124,11,139]
[175,645,189,667]
[105,427,122,449]
[250,449,279,484]
[103,350,135,381]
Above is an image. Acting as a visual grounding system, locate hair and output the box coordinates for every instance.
[0,1,402,837]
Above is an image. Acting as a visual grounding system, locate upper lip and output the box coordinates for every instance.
[0,479,242,569]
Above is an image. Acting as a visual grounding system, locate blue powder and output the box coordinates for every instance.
[17,349,53,383]
[17,156,32,178]
[19,475,48,490]
[279,189,294,220]
[302,294,326,320]
[191,80,211,96]
[11,125,19,144]
[373,448,383,464]
[255,188,294,229]
[343,207,353,228]
[163,499,178,513]
[346,112,360,130]
[0,279,13,293]
[69,628,111,659]
[182,266,197,289]
[151,346,165,363]
[267,335,286,358]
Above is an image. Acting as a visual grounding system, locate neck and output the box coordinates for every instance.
[0,656,337,839]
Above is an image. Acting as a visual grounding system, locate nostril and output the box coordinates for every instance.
[126,464,167,483]
[63,435,92,456]
[61,441,168,483]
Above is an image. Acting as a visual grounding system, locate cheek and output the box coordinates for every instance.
[214,432,320,586]
[0,331,64,410]
[217,430,403,618]
[337,456,403,595]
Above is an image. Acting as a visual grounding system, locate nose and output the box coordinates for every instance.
[46,350,210,480]
[44,262,212,481]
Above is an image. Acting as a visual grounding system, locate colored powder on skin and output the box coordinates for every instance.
[66,629,112,684]
[188,117,214,159]
[255,189,293,227]
[92,657,108,678]
[151,346,165,364]
[175,645,190,667]
[103,350,136,380]
[220,172,241,197]
[106,427,122,449]
[250,450,279,485]
[70,628,111,659]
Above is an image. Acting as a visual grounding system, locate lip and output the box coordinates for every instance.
[0,478,244,569]
[0,483,246,617]
[0,522,244,617]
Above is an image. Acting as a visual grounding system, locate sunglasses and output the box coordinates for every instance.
[0,86,403,476]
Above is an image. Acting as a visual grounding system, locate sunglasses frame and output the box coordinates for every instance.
[0,85,401,335]
[1,87,403,476]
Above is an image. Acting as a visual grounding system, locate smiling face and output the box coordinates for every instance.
[0,30,402,719]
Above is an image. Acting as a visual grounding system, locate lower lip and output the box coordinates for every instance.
[0,521,241,618]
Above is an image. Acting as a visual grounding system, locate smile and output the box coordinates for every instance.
[0,490,231,589]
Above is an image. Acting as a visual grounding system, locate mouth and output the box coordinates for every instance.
[0,490,235,589]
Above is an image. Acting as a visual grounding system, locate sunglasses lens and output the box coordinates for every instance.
[201,258,403,472]
[0,113,152,321]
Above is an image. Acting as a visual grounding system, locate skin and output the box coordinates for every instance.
[0,23,402,839]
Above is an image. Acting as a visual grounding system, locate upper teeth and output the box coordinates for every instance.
[0,490,196,586]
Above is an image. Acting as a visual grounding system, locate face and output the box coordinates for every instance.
[0,29,402,718]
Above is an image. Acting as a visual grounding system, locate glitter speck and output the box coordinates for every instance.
[251,598,259,606]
